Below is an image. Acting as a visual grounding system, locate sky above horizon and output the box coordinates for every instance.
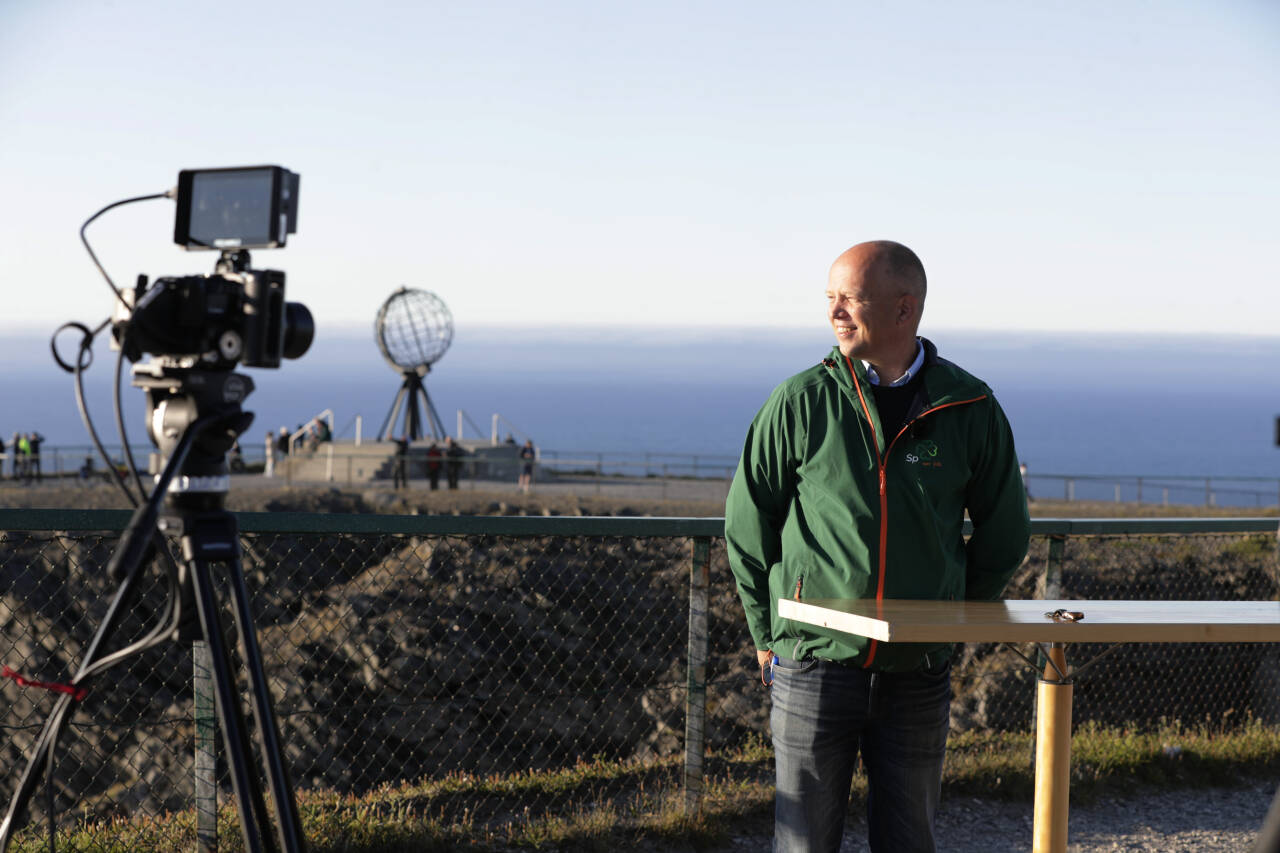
[1,0,1277,339]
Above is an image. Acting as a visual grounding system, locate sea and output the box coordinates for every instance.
[3,325,1280,505]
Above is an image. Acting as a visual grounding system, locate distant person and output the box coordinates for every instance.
[0,434,6,481]
[316,419,332,443]
[518,440,536,493]
[504,434,517,446]
[725,240,1030,852]
[264,431,276,478]
[28,431,44,481]
[392,435,409,489]
[9,432,19,480]
[277,426,290,456]
[1020,461,1034,502]
[426,441,442,490]
[79,455,95,481]
[229,440,245,473]
[17,434,32,484]
[445,437,465,490]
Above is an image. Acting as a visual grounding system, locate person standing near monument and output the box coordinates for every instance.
[392,435,409,489]
[518,439,536,493]
[445,437,464,490]
[725,240,1030,852]
[426,442,442,490]
[264,431,276,478]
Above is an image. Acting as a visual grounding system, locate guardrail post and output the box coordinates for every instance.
[1136,477,1143,504]
[684,536,711,814]
[194,641,217,853]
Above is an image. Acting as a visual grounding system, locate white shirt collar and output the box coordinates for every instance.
[864,339,925,387]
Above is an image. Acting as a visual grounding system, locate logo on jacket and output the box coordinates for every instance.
[905,440,942,467]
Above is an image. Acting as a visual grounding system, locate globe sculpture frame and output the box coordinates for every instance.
[374,287,454,441]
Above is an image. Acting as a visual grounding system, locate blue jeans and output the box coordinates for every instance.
[770,656,952,853]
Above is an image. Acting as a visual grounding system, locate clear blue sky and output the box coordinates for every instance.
[1,0,1276,336]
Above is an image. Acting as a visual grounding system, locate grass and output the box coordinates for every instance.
[11,720,1280,852]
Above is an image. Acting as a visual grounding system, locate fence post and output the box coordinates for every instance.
[194,641,217,853]
[1031,533,1069,772]
[1045,534,1066,600]
[684,536,711,814]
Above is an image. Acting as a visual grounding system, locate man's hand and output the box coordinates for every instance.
[757,648,775,687]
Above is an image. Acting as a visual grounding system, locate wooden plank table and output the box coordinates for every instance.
[777,598,1280,853]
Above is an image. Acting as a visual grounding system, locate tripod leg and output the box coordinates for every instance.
[188,556,276,853]
[222,553,307,852]
[0,522,168,851]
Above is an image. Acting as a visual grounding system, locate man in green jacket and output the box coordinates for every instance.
[725,240,1030,853]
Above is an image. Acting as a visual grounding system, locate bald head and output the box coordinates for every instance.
[825,240,926,372]
[830,240,927,306]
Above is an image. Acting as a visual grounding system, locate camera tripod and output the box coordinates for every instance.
[1,365,305,853]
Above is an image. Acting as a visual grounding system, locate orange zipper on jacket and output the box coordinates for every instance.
[841,354,986,668]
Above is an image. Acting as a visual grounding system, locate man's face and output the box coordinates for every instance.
[825,257,908,362]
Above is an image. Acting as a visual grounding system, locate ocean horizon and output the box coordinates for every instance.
[3,325,1280,494]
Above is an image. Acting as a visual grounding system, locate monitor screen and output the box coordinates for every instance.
[185,168,276,249]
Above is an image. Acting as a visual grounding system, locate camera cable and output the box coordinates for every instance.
[52,321,143,508]
[110,325,150,502]
[78,190,172,313]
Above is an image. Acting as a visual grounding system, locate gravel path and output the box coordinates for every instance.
[707,783,1276,852]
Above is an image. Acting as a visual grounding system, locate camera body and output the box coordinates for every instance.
[119,264,312,369]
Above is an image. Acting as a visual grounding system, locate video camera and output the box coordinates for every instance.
[4,166,318,853]
[112,165,314,369]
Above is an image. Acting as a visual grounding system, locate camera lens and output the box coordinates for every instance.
[282,302,314,360]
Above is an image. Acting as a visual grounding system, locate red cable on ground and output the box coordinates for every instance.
[2,666,88,701]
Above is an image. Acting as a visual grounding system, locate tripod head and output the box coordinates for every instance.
[133,361,256,504]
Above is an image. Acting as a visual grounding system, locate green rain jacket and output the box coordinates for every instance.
[725,338,1031,672]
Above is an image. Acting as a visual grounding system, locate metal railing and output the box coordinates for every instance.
[2,512,1279,849]
[14,446,1280,508]
[1027,473,1280,508]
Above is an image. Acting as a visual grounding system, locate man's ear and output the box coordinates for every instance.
[897,294,916,325]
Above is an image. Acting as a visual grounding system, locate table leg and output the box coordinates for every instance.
[1033,643,1072,853]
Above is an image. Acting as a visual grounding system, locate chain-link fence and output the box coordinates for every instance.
[2,513,1279,849]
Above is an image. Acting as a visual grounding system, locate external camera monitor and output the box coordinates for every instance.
[173,165,299,250]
